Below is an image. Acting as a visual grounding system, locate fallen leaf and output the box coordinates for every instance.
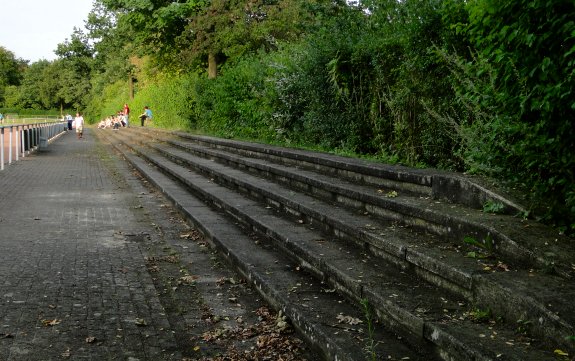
[554,349,569,356]
[61,348,71,358]
[135,318,147,326]
[179,275,199,284]
[41,319,61,327]
[85,336,96,343]
[336,314,363,325]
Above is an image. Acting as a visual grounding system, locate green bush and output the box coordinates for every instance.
[86,74,196,129]
[265,0,468,167]
[459,0,575,232]
[130,74,196,130]
[85,80,127,123]
[193,54,276,140]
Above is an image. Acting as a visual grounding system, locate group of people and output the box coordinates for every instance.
[97,112,127,130]
[97,104,153,130]
[59,104,152,139]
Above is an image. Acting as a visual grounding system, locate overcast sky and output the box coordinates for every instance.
[0,0,94,63]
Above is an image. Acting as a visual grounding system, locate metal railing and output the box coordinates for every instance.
[0,121,67,171]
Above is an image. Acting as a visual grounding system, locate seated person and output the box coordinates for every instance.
[113,116,122,130]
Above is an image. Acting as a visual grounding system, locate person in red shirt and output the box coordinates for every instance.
[123,103,130,127]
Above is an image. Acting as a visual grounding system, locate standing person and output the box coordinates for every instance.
[0,113,4,124]
[74,112,85,139]
[66,114,73,130]
[139,106,152,127]
[123,103,130,127]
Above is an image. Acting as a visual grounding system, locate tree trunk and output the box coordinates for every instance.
[208,53,217,79]
[129,76,135,100]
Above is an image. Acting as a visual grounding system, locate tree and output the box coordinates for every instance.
[15,60,52,109]
[85,1,137,102]
[55,28,95,109]
[182,0,329,78]
[0,47,27,106]
[97,0,207,69]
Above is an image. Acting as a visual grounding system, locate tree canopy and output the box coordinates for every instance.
[0,47,26,106]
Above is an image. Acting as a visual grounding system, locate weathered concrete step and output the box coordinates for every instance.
[120,130,481,291]
[112,129,575,354]
[171,132,524,213]
[133,128,575,279]
[102,130,563,360]
[97,134,429,361]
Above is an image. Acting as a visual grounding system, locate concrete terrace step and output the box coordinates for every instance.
[95,131,427,361]
[98,128,573,360]
[172,133,529,214]
[120,129,575,355]
[141,129,575,280]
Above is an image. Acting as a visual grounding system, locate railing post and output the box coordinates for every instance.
[39,124,48,151]
[15,125,19,161]
[1,127,4,171]
[28,125,32,153]
[21,126,26,157]
[9,126,13,164]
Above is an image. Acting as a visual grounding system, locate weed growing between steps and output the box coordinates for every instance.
[361,299,377,361]
[463,235,494,259]
[482,200,505,214]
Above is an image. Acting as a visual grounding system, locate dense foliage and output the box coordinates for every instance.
[1,0,573,233]
[461,0,575,230]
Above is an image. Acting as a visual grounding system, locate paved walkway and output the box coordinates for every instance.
[0,129,181,360]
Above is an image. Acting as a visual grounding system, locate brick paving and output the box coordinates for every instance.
[0,129,180,360]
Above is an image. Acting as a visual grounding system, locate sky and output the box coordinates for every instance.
[0,0,94,63]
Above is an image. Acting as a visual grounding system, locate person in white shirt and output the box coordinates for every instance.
[74,112,85,139]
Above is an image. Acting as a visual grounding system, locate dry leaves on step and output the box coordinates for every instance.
[41,319,61,327]
[336,314,363,325]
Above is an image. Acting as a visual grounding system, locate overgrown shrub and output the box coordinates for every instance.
[132,74,196,130]
[87,73,196,129]
[267,0,467,166]
[457,0,575,231]
[192,55,276,140]
[85,80,127,122]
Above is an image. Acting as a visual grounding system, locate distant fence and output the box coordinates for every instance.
[1,115,61,124]
[0,121,67,171]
